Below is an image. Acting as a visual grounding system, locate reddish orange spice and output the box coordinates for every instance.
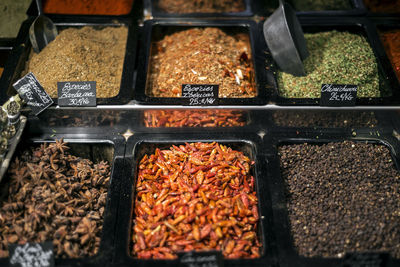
[363,0,400,13]
[381,30,400,81]
[43,0,134,15]
[0,68,3,77]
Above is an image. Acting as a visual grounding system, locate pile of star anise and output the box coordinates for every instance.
[0,139,111,258]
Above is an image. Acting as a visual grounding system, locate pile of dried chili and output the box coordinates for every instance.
[43,0,134,15]
[363,0,400,13]
[144,110,247,128]
[380,30,400,81]
[132,142,261,259]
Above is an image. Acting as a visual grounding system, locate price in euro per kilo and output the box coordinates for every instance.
[189,97,216,106]
[329,91,354,101]
[68,98,91,106]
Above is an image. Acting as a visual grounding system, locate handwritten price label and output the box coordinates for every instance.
[57,81,96,107]
[9,242,54,267]
[320,84,357,106]
[13,72,53,115]
[182,84,219,106]
[178,251,223,267]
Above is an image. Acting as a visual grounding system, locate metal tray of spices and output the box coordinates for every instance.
[356,0,400,17]
[134,19,273,106]
[371,18,400,85]
[26,0,140,18]
[0,16,138,106]
[136,109,269,134]
[270,110,396,135]
[145,0,253,18]
[0,135,125,267]
[273,17,400,106]
[265,129,400,267]
[113,132,277,266]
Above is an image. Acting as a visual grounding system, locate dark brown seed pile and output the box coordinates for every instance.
[278,141,400,258]
[273,111,377,128]
[0,139,111,258]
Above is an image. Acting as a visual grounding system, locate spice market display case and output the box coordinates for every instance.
[265,129,400,267]
[0,16,138,106]
[134,19,273,106]
[145,0,253,18]
[273,16,400,106]
[113,132,277,266]
[0,133,126,267]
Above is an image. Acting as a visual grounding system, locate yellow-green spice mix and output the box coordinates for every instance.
[278,31,382,98]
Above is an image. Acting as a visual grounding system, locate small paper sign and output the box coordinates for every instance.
[13,72,53,115]
[9,242,54,267]
[182,84,219,106]
[178,251,223,267]
[343,252,388,267]
[320,84,357,106]
[57,81,96,107]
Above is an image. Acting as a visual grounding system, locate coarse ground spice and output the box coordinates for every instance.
[148,27,256,98]
[144,110,247,127]
[277,31,382,98]
[289,0,352,11]
[363,0,400,13]
[278,141,400,258]
[156,0,245,13]
[132,142,261,259]
[273,111,377,128]
[43,0,134,15]
[380,30,400,81]
[24,26,128,98]
[0,140,111,258]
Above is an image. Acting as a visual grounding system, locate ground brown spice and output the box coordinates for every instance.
[380,30,400,81]
[148,27,256,98]
[157,0,245,13]
[24,26,128,98]
[0,68,3,77]
[43,0,134,15]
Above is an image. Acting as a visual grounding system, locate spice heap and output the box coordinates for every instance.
[157,0,245,13]
[24,26,128,98]
[132,142,261,259]
[278,31,382,98]
[279,141,400,258]
[0,139,111,258]
[0,68,3,77]
[273,111,377,128]
[144,110,246,127]
[380,30,400,81]
[289,0,352,11]
[363,0,400,13]
[43,0,134,15]
[148,27,256,98]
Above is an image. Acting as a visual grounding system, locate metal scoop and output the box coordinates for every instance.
[263,0,309,76]
[29,0,58,53]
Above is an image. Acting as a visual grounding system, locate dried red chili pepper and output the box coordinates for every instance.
[144,110,246,128]
[132,142,261,259]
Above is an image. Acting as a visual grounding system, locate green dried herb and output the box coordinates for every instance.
[289,0,352,11]
[277,31,384,98]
